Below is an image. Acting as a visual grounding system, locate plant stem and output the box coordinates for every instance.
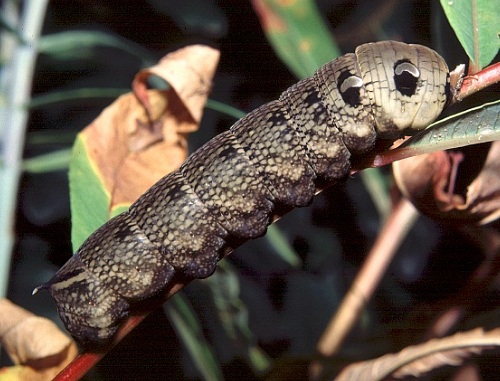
[0,0,49,296]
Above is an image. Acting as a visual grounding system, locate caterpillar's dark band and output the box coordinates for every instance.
[36,41,451,346]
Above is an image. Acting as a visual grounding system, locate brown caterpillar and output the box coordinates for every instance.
[36,41,451,347]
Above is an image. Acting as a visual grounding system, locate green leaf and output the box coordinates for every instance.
[254,0,341,78]
[38,31,156,65]
[266,224,302,267]
[28,88,128,109]
[165,293,224,381]
[440,0,500,69]
[111,204,130,218]
[391,99,500,160]
[22,148,72,173]
[360,168,391,219]
[69,135,111,250]
[205,99,246,119]
[0,11,27,44]
[203,261,271,373]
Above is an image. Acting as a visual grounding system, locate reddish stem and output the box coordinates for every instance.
[454,61,500,102]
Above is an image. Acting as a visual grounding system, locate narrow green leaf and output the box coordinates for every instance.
[360,169,391,219]
[203,261,272,373]
[440,0,500,68]
[205,98,246,119]
[266,224,301,267]
[22,148,71,173]
[393,100,500,159]
[248,346,272,373]
[149,0,228,38]
[254,0,341,78]
[28,88,128,109]
[0,11,27,44]
[69,135,111,250]
[26,130,77,145]
[165,294,224,381]
[38,31,156,65]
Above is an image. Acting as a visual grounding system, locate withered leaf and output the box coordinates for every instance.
[80,45,220,207]
[0,299,78,381]
[334,328,500,381]
[394,141,500,225]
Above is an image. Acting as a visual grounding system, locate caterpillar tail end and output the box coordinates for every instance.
[34,255,130,348]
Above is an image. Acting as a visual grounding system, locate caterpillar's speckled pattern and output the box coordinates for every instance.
[37,41,450,346]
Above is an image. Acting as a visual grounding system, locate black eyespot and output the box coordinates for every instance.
[394,60,420,96]
[338,70,363,107]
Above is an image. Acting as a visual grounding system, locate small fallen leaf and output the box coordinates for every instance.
[0,299,78,381]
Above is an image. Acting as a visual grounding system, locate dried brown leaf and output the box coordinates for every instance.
[133,45,218,124]
[0,299,78,381]
[333,328,500,381]
[81,45,219,206]
[394,141,500,225]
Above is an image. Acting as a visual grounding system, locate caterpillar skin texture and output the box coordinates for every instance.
[39,41,450,346]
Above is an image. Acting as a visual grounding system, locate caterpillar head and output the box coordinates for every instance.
[355,41,451,138]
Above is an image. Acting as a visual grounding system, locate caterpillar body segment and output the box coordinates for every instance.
[38,41,450,346]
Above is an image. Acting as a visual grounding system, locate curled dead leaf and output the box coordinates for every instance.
[80,45,220,207]
[394,141,500,225]
[0,299,78,381]
[133,44,219,124]
[333,328,500,381]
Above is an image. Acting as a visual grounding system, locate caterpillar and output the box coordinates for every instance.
[36,41,451,347]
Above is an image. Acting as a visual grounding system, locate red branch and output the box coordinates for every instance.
[456,61,500,102]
